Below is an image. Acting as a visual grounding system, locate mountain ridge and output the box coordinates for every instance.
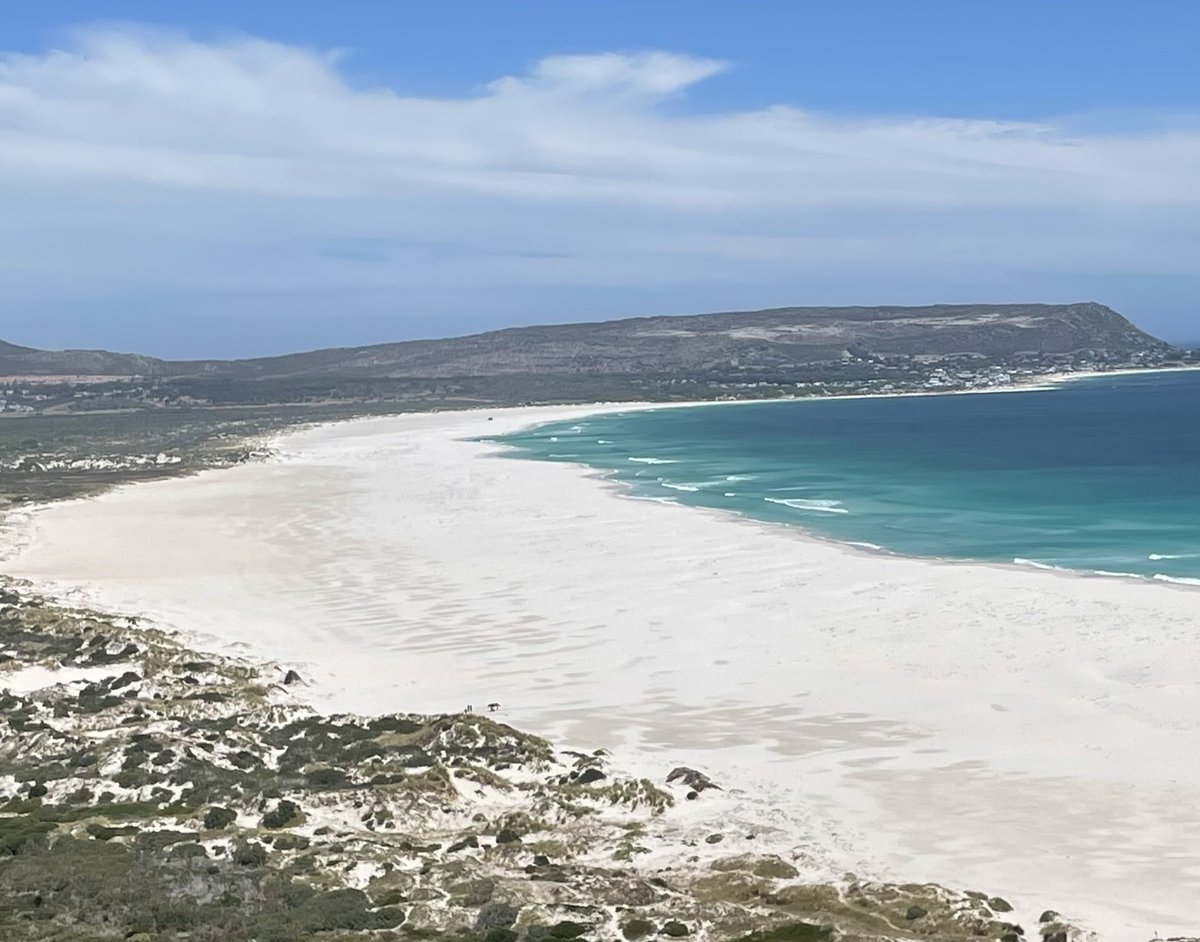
[0,302,1175,380]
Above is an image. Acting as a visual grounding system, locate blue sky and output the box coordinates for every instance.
[2,1,1198,356]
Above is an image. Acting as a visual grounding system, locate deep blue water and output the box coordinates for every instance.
[494,370,1200,583]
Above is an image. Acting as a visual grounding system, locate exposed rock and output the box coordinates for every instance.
[476,902,519,932]
[614,879,661,908]
[665,766,721,793]
[691,871,767,904]
[450,878,496,906]
[711,853,799,880]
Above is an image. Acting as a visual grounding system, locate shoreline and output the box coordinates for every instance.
[488,454,1200,597]
[476,367,1200,595]
[0,401,1196,938]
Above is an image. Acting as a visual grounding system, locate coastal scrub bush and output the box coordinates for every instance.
[203,806,237,830]
[278,888,403,933]
[548,921,588,939]
[261,799,301,829]
[135,830,193,851]
[167,842,208,861]
[232,840,268,867]
[0,815,55,855]
[85,823,139,841]
[728,923,832,942]
[305,766,347,789]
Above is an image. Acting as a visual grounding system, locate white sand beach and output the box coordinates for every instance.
[2,404,1197,940]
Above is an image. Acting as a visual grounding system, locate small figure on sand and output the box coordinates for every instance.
[487,702,500,712]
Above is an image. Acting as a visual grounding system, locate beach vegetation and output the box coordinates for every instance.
[0,583,1060,942]
[727,923,832,942]
[203,805,237,829]
[562,777,674,814]
[260,798,303,829]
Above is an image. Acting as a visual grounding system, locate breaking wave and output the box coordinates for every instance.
[763,497,848,514]
[1153,574,1200,586]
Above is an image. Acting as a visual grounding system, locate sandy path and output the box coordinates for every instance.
[2,404,1197,939]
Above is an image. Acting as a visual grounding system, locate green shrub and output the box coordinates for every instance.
[282,888,404,932]
[85,824,139,841]
[203,806,237,830]
[261,799,301,829]
[548,921,588,939]
[0,816,55,855]
[232,840,268,867]
[728,923,832,942]
[305,767,347,789]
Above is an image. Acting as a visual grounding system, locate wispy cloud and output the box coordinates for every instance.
[1,25,1197,353]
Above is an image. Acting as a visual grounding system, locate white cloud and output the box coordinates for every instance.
[493,50,728,98]
[0,25,1197,353]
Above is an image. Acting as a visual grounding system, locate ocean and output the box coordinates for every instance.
[494,369,1200,584]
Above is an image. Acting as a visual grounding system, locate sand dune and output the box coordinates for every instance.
[2,404,1197,939]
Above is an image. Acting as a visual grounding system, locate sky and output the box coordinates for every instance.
[2,1,1198,357]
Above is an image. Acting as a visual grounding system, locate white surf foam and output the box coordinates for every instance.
[1013,558,1065,571]
[764,497,848,514]
[1154,574,1200,586]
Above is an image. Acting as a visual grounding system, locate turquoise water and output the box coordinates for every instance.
[494,370,1200,584]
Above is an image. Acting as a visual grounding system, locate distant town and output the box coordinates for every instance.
[1,344,1195,417]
